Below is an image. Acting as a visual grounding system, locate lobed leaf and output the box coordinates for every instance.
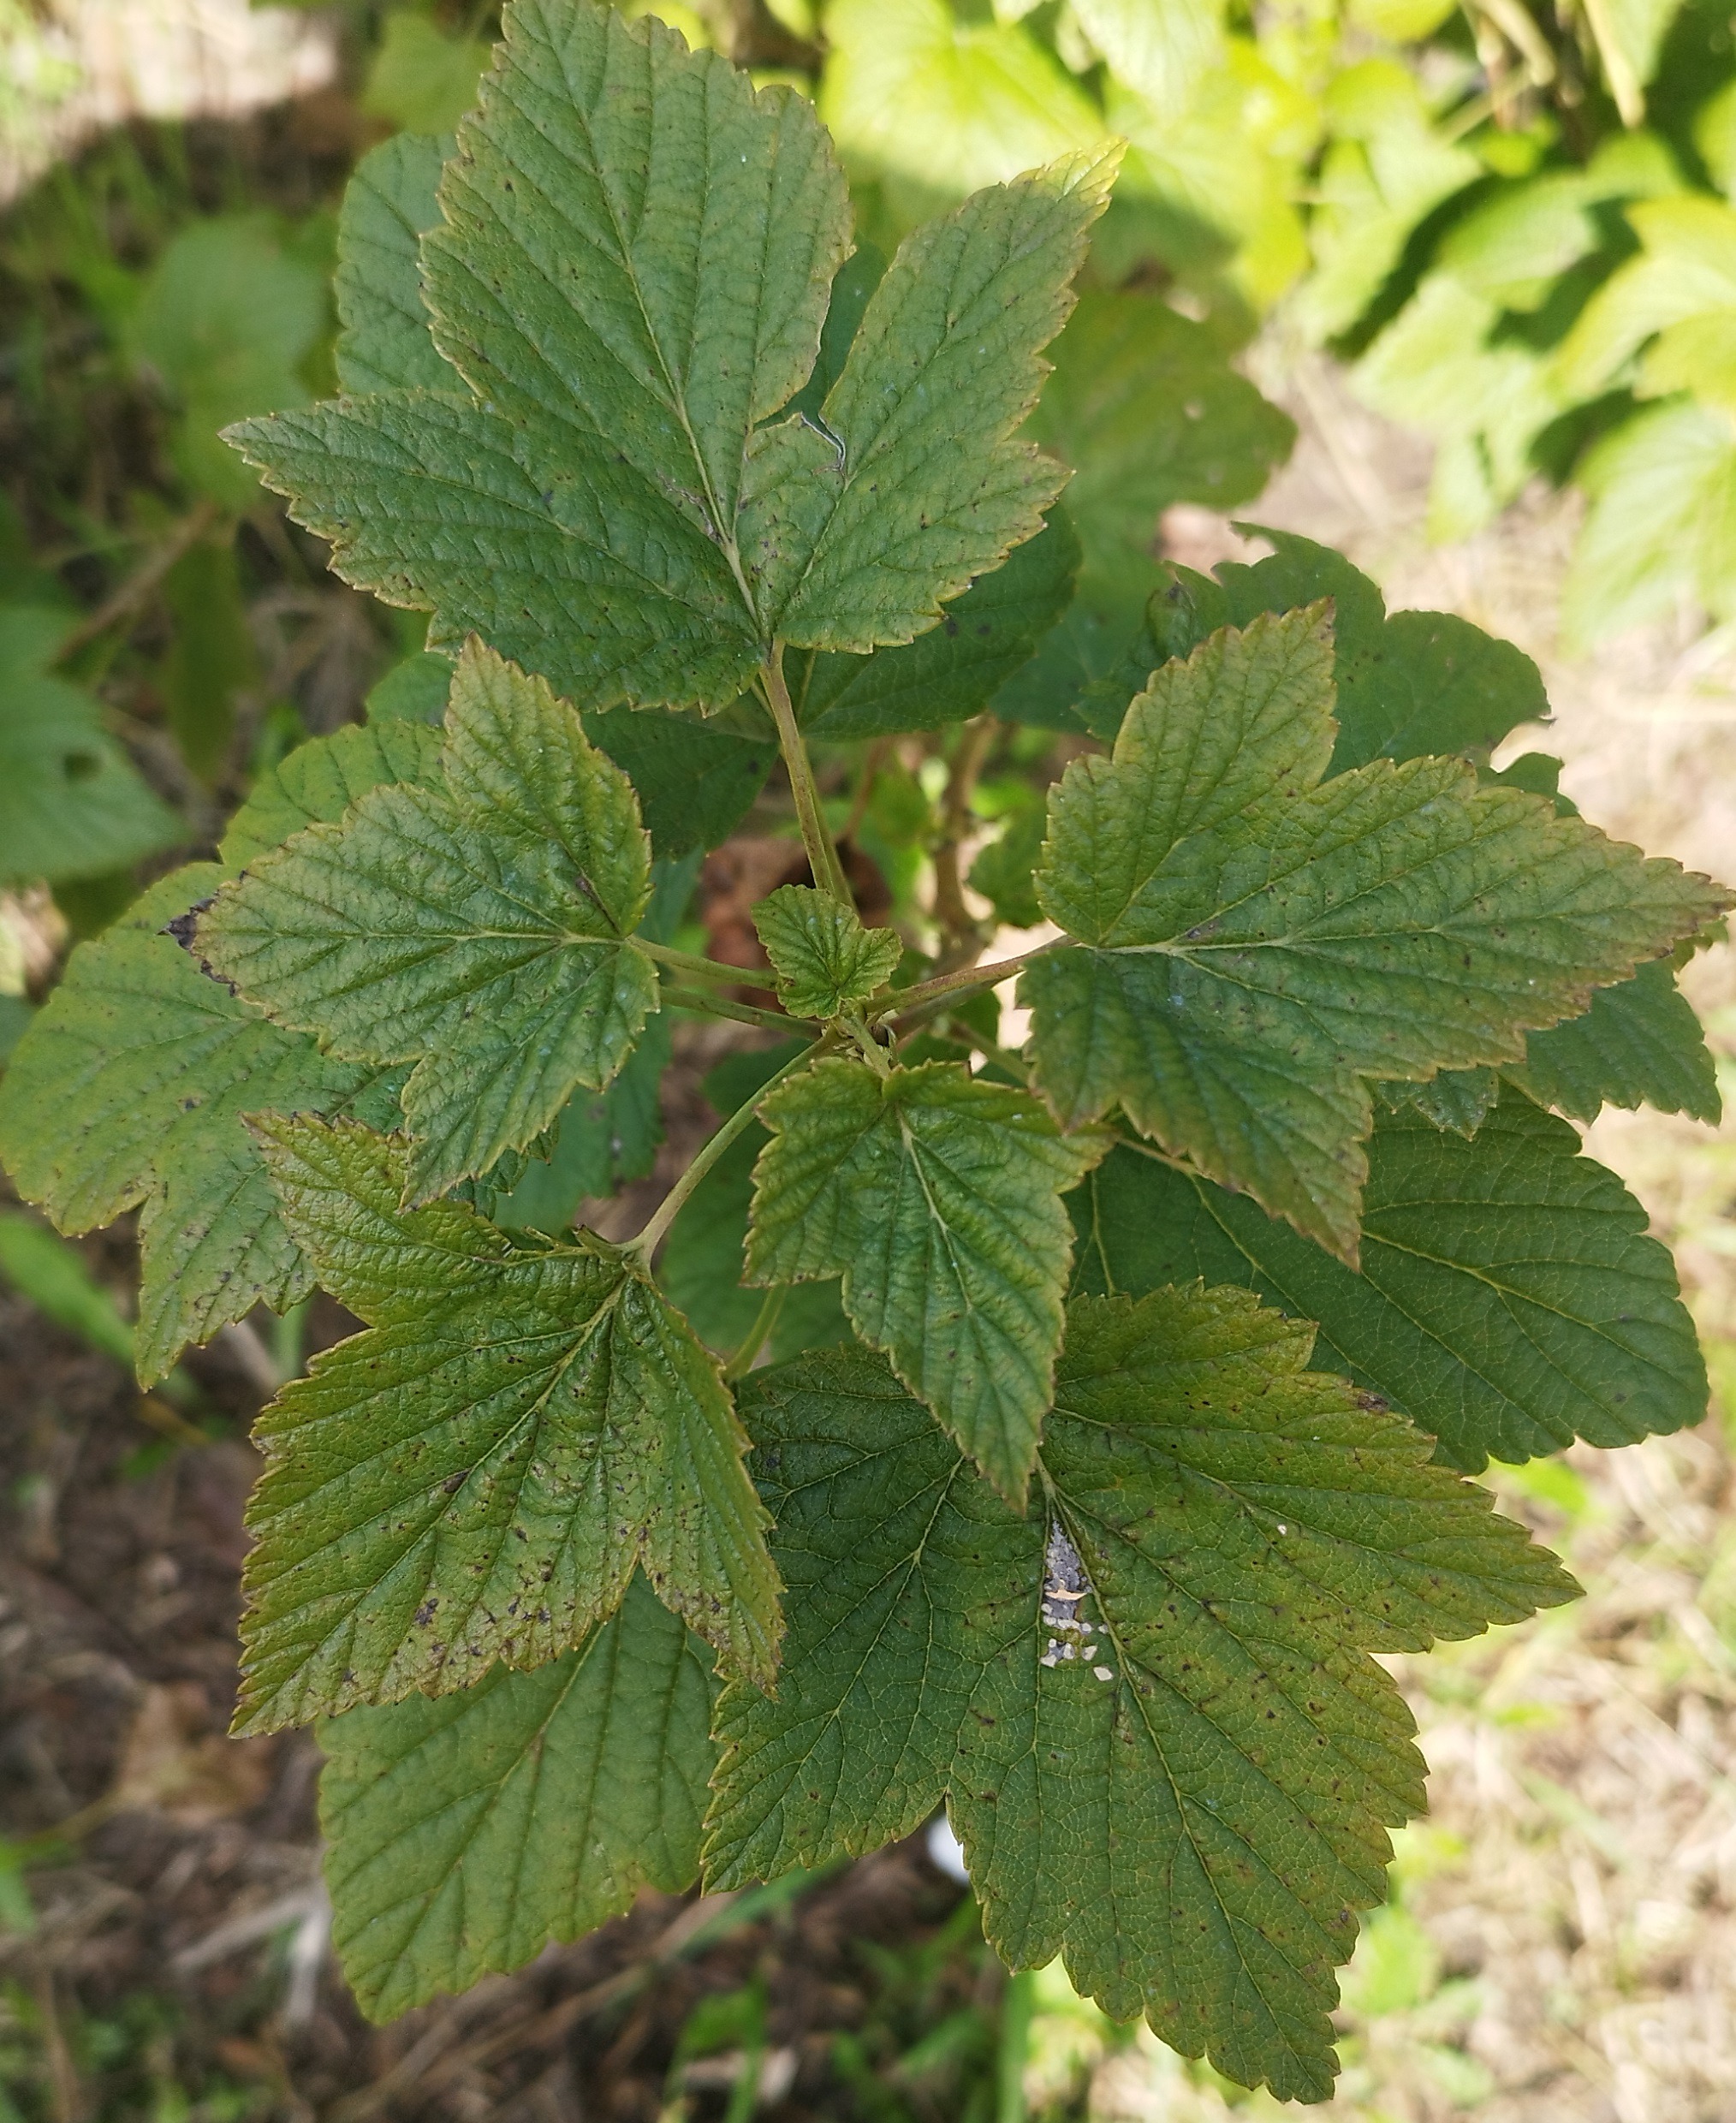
[235,1115,779,1733]
[792,513,1079,740]
[229,0,1112,725]
[334,132,454,395]
[221,719,445,867]
[200,639,660,1202]
[1131,527,1549,772]
[746,1056,1103,1502]
[751,886,901,1020]
[706,1295,1574,2101]
[0,863,401,1384]
[1026,606,1728,1258]
[1070,1091,1708,1471]
[321,1577,716,2020]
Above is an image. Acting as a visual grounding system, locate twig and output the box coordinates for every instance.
[662,984,809,1036]
[763,647,851,903]
[722,1284,787,1381]
[877,943,1059,1028]
[628,1042,817,1260]
[931,717,998,967]
[51,498,222,664]
[32,1970,80,2123]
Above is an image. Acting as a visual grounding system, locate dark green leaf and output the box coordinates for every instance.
[334,132,454,395]
[746,1056,1103,1502]
[237,1115,779,1731]
[707,1299,1573,2100]
[1069,1093,1709,1471]
[321,1576,716,2020]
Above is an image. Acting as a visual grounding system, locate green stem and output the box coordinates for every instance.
[764,645,851,904]
[722,1284,788,1381]
[996,1967,1036,2123]
[662,984,809,1035]
[639,937,751,986]
[879,942,1062,1027]
[629,1041,819,1261]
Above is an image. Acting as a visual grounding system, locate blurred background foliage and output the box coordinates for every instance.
[3,0,1736,2118]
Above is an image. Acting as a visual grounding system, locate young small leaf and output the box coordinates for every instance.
[1071,1091,1708,1471]
[321,1576,716,2021]
[707,1297,1574,2101]
[752,886,901,1019]
[1026,607,1727,1258]
[746,1056,1103,1502]
[200,640,659,1203]
[0,865,403,1383]
[235,1115,779,1733]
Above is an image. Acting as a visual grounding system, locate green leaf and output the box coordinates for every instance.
[494,854,698,1231]
[1069,1092,1708,1471]
[1138,528,1550,772]
[320,1576,716,2021]
[0,865,402,1384]
[366,650,453,726]
[0,1208,137,1369]
[1026,606,1725,1258]
[1507,955,1721,1122]
[161,536,257,784]
[792,513,1079,740]
[706,1295,1574,2101]
[495,1009,670,1232]
[659,1044,851,1365]
[968,806,1047,930]
[1031,291,1294,604]
[818,0,1106,199]
[745,1056,1103,1502]
[236,1115,779,1733]
[752,886,901,1019]
[221,719,445,867]
[1291,63,1480,345]
[199,639,659,1203]
[362,10,490,136]
[762,146,1120,652]
[229,1,1114,721]
[0,607,181,888]
[1068,0,1225,119]
[1562,400,1736,647]
[334,132,454,395]
[580,704,773,859]
[128,215,327,508]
